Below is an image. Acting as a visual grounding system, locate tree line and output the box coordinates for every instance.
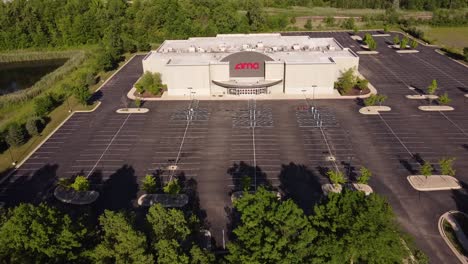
[0,187,428,263]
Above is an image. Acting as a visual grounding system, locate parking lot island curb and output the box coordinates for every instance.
[356,51,379,55]
[396,50,420,54]
[418,105,454,111]
[359,106,391,115]
[321,184,343,196]
[54,186,99,205]
[407,175,461,191]
[116,108,149,114]
[138,194,189,207]
[351,183,373,195]
[350,35,362,41]
[438,211,468,264]
[406,95,439,100]
[465,94,468,98]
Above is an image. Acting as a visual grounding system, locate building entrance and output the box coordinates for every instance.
[228,88,267,95]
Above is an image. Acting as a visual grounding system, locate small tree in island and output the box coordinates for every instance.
[400,37,409,50]
[420,162,433,179]
[164,178,181,194]
[439,157,456,176]
[135,98,141,110]
[410,39,419,49]
[426,79,438,104]
[327,170,345,187]
[438,92,451,105]
[357,167,372,185]
[393,35,400,45]
[142,174,157,194]
[70,175,90,192]
[135,71,166,96]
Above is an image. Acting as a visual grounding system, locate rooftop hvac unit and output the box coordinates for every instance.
[197,47,205,52]
[327,45,336,51]
[188,46,196,52]
[256,42,264,48]
[271,46,278,52]
[242,44,250,50]
[292,44,300,50]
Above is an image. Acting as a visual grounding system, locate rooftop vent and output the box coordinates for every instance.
[188,46,196,52]
[292,44,300,50]
[256,42,264,48]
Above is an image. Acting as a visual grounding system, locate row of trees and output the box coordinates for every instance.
[0,203,213,263]
[0,186,427,263]
[227,187,426,263]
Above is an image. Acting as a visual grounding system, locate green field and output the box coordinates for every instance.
[422,26,468,51]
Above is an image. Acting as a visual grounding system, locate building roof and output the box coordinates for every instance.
[144,33,357,66]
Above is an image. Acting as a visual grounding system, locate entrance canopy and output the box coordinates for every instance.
[212,79,282,89]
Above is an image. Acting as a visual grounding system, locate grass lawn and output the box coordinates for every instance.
[443,218,468,256]
[264,6,431,17]
[0,53,135,175]
[422,26,468,51]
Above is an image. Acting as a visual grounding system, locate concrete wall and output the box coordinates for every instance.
[265,61,285,94]
[284,63,336,95]
[165,65,210,96]
[332,56,360,78]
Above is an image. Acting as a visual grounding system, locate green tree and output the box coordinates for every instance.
[393,35,400,45]
[439,157,456,176]
[420,162,433,178]
[0,203,88,263]
[427,79,438,104]
[155,239,189,264]
[245,0,266,31]
[376,94,387,106]
[70,175,90,191]
[324,16,335,27]
[327,170,345,186]
[310,191,407,263]
[240,175,251,191]
[383,24,389,33]
[34,93,57,117]
[90,210,154,263]
[6,123,26,147]
[358,167,372,184]
[367,38,377,51]
[189,245,215,264]
[25,116,45,137]
[146,204,190,242]
[142,174,157,193]
[342,17,355,30]
[163,178,181,194]
[356,78,369,90]
[226,187,317,263]
[73,85,92,105]
[438,92,451,105]
[304,18,312,30]
[353,26,358,35]
[410,39,419,49]
[400,37,409,49]
[290,16,296,25]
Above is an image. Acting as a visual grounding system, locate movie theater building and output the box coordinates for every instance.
[142,33,359,97]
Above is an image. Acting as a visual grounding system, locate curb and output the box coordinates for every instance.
[438,211,468,264]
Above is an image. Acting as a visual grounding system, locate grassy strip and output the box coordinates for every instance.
[263,6,431,17]
[0,53,134,175]
[443,219,468,256]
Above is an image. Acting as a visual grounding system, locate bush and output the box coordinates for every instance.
[135,98,141,108]
[72,85,92,105]
[6,123,27,147]
[34,93,58,117]
[324,16,335,27]
[400,37,409,49]
[342,17,355,30]
[393,35,400,45]
[357,79,369,90]
[135,71,166,95]
[383,24,389,33]
[327,170,345,186]
[336,68,356,94]
[304,19,312,30]
[410,39,419,49]
[439,157,456,176]
[364,95,378,106]
[25,116,45,137]
[70,176,90,191]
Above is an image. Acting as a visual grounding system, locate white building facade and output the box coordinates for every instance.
[142,33,359,97]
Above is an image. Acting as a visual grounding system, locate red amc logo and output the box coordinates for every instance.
[234,62,260,70]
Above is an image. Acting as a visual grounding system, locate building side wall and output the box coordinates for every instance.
[332,56,360,77]
[209,63,229,95]
[165,65,210,96]
[284,63,336,95]
[265,62,285,94]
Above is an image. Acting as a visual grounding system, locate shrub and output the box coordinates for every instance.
[135,98,141,108]
[336,68,356,94]
[358,167,372,184]
[383,24,389,33]
[324,16,335,27]
[327,170,345,186]
[70,176,90,191]
[304,19,312,30]
[357,79,369,90]
[367,39,377,51]
[410,39,419,49]
[34,93,57,117]
[420,162,433,178]
[400,37,409,49]
[393,35,400,45]
[353,26,358,35]
[25,116,45,137]
[364,95,378,106]
[6,123,27,147]
[135,71,166,95]
[376,94,387,105]
[427,79,438,95]
[342,17,355,30]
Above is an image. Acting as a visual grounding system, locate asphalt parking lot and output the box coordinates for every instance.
[1,31,468,262]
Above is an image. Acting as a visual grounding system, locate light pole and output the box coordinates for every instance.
[5,141,16,166]
[311,85,317,106]
[66,96,72,113]
[187,87,193,99]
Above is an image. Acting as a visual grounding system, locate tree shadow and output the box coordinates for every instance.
[88,90,103,104]
[457,87,468,93]
[462,144,468,152]
[452,181,468,214]
[227,161,271,193]
[279,162,323,214]
[1,164,59,205]
[355,97,365,107]
[399,159,417,174]
[341,160,358,181]
[177,172,208,226]
[95,165,138,212]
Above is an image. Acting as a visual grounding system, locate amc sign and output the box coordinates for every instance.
[235,62,260,70]
[221,51,274,78]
